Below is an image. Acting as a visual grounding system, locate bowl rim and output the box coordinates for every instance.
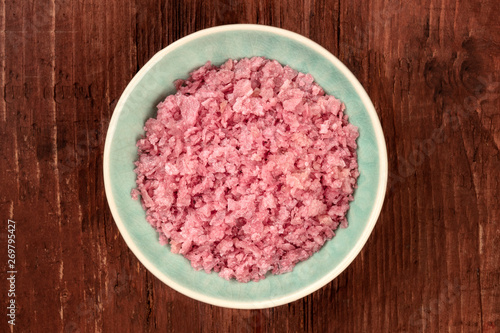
[103,23,388,309]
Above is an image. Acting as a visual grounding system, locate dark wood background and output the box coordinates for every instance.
[1,0,499,332]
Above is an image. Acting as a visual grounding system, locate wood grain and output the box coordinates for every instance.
[1,0,499,332]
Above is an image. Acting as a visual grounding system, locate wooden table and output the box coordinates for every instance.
[1,0,499,332]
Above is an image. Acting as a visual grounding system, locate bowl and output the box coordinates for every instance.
[103,24,388,309]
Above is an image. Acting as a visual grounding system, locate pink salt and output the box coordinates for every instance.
[133,57,359,282]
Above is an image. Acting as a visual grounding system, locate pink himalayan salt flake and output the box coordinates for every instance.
[133,57,359,282]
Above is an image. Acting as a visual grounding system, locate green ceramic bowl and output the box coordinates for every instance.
[104,24,387,309]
